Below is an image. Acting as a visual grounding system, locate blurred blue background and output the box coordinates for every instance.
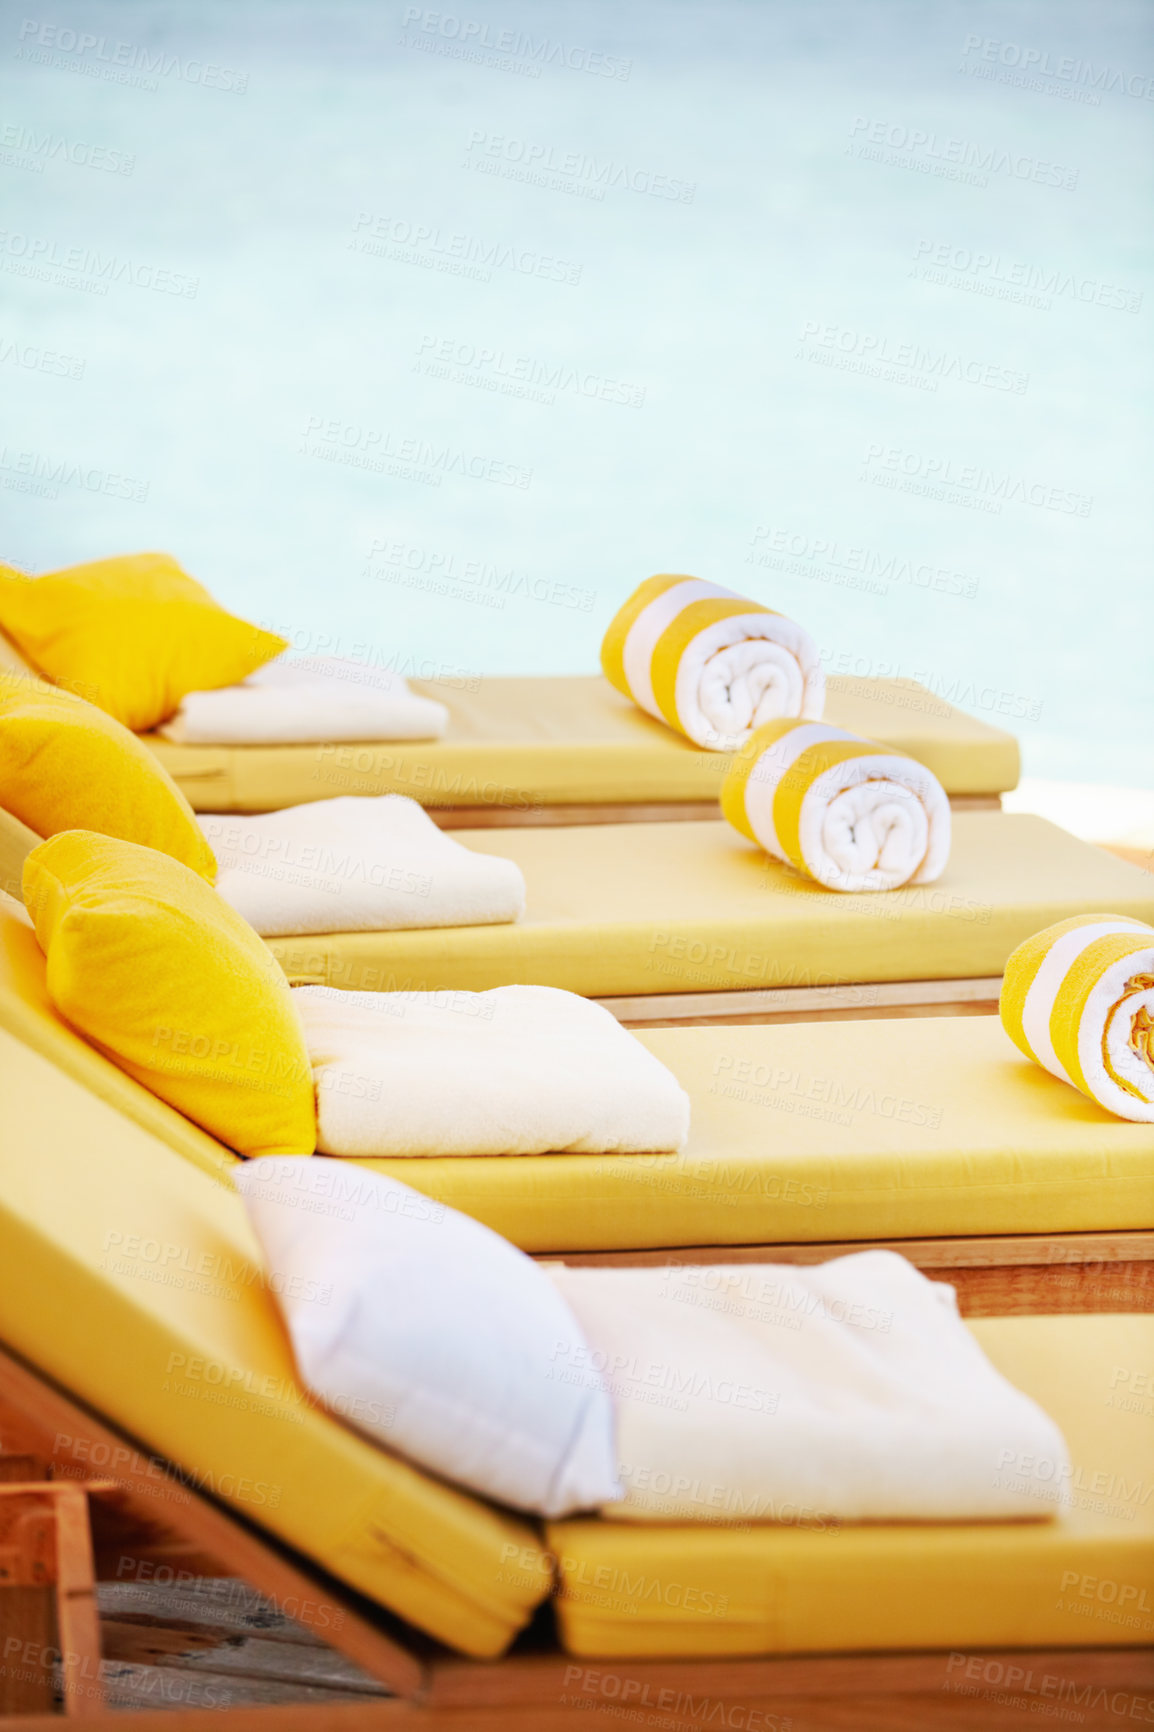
[1,0,1151,780]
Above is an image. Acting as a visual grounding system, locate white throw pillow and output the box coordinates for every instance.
[234,1157,621,1517]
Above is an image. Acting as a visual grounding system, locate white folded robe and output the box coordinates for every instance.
[200,795,524,937]
[158,655,449,744]
[548,1250,1070,1523]
[293,982,691,1157]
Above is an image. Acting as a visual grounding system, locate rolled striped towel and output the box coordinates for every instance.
[721,719,951,892]
[601,575,824,751]
[1000,914,1154,1122]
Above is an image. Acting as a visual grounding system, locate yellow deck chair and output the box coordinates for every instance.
[141,674,1020,825]
[251,813,1154,1023]
[4,802,1151,1023]
[2,891,1151,1310]
[0,1008,1151,1689]
[0,626,1019,826]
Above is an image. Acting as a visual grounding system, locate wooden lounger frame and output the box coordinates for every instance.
[430,793,1002,830]
[0,1342,1148,1730]
[597,975,1004,1028]
[552,1229,1154,1317]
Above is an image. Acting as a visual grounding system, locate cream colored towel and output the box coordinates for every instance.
[547,1251,1068,1523]
[200,795,524,937]
[159,655,448,744]
[293,983,691,1157]
[1001,913,1154,1122]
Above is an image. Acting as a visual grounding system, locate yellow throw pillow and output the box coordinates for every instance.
[23,832,316,1157]
[0,553,287,732]
[0,676,216,880]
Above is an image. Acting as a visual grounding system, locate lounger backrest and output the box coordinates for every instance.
[0,1022,549,1656]
[0,891,237,1180]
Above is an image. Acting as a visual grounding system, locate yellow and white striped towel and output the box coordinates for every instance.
[600,575,824,751]
[721,719,951,892]
[1000,914,1154,1122]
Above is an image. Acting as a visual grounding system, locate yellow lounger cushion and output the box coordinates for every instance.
[0,553,286,732]
[548,1315,1154,1656]
[0,1027,549,1656]
[3,894,1152,1250]
[142,673,1022,809]
[0,674,216,880]
[265,813,1154,998]
[23,833,316,1158]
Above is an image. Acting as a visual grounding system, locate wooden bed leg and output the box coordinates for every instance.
[0,1477,106,1719]
[51,1485,104,1719]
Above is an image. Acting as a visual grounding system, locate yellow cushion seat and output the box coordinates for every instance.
[549,1315,1154,1656]
[265,813,1154,998]
[3,895,1153,1251]
[141,673,1022,810]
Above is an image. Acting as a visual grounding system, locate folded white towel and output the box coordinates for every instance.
[548,1250,1069,1523]
[200,795,524,938]
[293,982,691,1156]
[158,655,449,745]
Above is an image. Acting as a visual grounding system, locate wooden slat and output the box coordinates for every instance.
[97,1577,337,1647]
[0,1586,56,1717]
[52,1484,105,1718]
[426,1643,1154,1706]
[543,1231,1154,1315]
[1,1643,1148,1728]
[596,977,1003,1028]
[100,1659,385,1712]
[430,794,1002,829]
[100,1616,389,1693]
